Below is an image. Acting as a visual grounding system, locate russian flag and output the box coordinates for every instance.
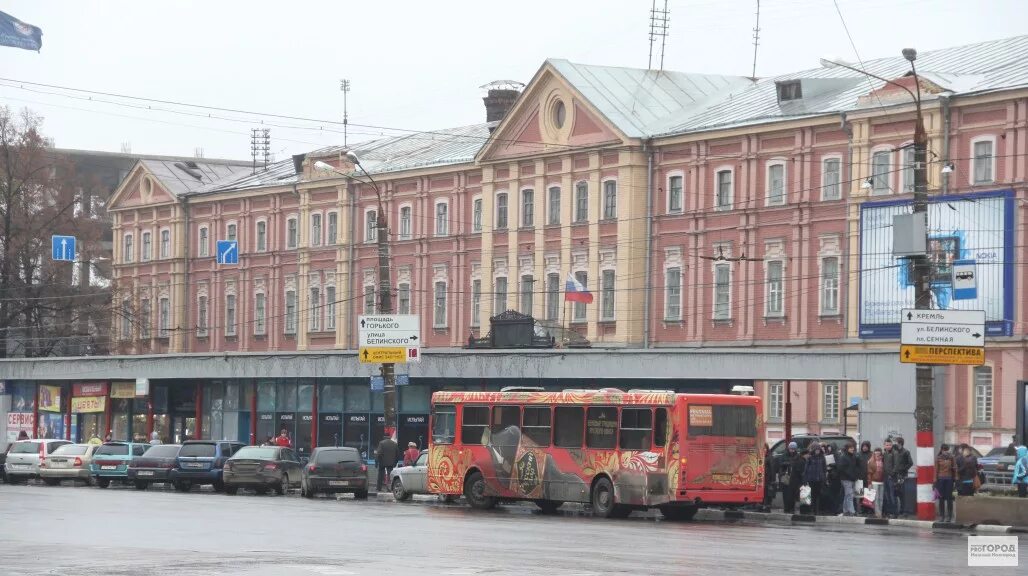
[564,273,594,304]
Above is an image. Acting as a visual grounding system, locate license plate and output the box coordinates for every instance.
[329,480,349,486]
[137,470,154,476]
[712,473,734,483]
[101,465,117,470]
[13,464,30,470]
[185,463,203,468]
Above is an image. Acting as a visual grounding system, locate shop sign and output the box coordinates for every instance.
[73,382,108,397]
[38,385,62,412]
[7,412,34,441]
[135,378,149,397]
[111,382,136,399]
[71,396,106,413]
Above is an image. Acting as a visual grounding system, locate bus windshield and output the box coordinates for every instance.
[687,404,757,438]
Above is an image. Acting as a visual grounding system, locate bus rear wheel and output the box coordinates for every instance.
[592,477,630,518]
[659,505,698,521]
[464,471,496,510]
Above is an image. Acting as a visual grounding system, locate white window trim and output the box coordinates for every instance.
[764,259,785,318]
[969,135,998,185]
[765,159,788,207]
[158,227,172,260]
[363,284,377,315]
[308,286,321,332]
[286,214,299,249]
[820,154,843,201]
[397,282,412,315]
[768,381,784,420]
[520,187,535,228]
[326,210,339,245]
[573,180,589,223]
[434,199,450,237]
[198,225,210,257]
[120,298,132,341]
[325,285,337,330]
[398,202,413,240]
[225,293,238,336]
[470,195,482,233]
[253,291,267,336]
[546,183,562,226]
[869,147,893,195]
[364,208,378,243]
[284,290,297,335]
[309,211,323,247]
[433,281,448,328]
[601,178,618,220]
[141,230,153,262]
[819,256,841,316]
[495,190,509,230]
[599,268,616,321]
[470,279,482,326]
[822,381,841,423]
[225,219,239,244]
[664,266,682,321]
[122,232,134,263]
[196,294,209,337]
[254,218,268,252]
[713,165,734,211]
[898,141,915,193]
[973,365,994,424]
[712,260,732,320]
[158,297,170,338]
[666,170,685,214]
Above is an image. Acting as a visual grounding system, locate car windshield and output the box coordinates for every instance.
[315,450,360,465]
[985,447,1006,457]
[179,443,217,458]
[143,445,180,458]
[10,441,41,454]
[53,444,88,456]
[233,447,278,460]
[95,444,129,456]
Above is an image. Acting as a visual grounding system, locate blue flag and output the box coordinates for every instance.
[0,10,42,51]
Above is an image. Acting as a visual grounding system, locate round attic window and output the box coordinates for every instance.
[552,100,566,129]
[142,178,152,198]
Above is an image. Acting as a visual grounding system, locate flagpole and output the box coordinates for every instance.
[562,286,569,348]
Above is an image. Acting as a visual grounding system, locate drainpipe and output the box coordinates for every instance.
[346,180,357,349]
[180,196,191,353]
[642,140,655,348]
[939,92,953,195]
[841,112,853,338]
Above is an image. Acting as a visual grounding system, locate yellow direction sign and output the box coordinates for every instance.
[899,345,984,366]
[359,347,407,364]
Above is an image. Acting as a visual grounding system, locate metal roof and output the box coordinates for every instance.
[317,122,494,175]
[140,159,252,197]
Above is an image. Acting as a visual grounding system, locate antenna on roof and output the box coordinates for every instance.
[648,0,670,71]
[751,0,762,78]
[251,128,271,174]
[120,142,131,154]
[340,79,351,147]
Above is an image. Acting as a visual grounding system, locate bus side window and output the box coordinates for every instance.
[554,406,584,448]
[491,406,521,433]
[522,406,551,446]
[461,406,489,445]
[432,404,456,445]
[619,408,652,450]
[586,407,618,449]
[654,408,668,448]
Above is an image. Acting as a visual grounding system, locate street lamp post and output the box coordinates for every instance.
[822,50,935,521]
[314,157,398,442]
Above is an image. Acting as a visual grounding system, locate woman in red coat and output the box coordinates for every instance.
[403,442,420,466]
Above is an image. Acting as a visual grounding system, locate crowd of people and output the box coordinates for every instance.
[763,436,1028,521]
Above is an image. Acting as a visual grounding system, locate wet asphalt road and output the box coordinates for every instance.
[0,482,1023,575]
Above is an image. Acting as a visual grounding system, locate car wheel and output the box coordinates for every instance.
[463,471,496,510]
[392,478,411,501]
[591,476,629,518]
[174,481,191,493]
[354,489,368,500]
[43,478,61,487]
[302,483,316,499]
[134,481,148,491]
[659,505,698,521]
[224,485,238,495]
[212,480,225,493]
[255,487,268,495]
[274,483,285,496]
[535,500,563,514]
[97,478,111,489]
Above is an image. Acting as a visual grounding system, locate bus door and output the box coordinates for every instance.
[682,403,759,492]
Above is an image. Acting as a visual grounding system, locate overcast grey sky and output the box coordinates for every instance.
[2,0,1025,160]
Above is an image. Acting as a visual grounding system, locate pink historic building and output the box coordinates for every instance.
[108,36,1028,448]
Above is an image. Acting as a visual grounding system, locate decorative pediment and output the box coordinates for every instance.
[107,162,178,211]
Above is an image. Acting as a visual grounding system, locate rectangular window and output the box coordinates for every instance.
[821,257,839,314]
[432,404,456,445]
[767,164,785,205]
[620,408,652,450]
[654,408,668,447]
[398,283,411,315]
[522,189,534,227]
[225,294,237,336]
[548,186,560,225]
[227,223,237,243]
[120,300,132,340]
[714,263,731,320]
[872,151,890,193]
[365,211,377,242]
[823,381,840,422]
[716,170,732,210]
[363,285,375,315]
[140,299,151,339]
[285,291,296,334]
[766,261,783,316]
[327,213,338,244]
[603,180,617,219]
[974,366,993,423]
[545,273,559,321]
[520,275,533,315]
[123,234,133,263]
[494,277,508,313]
[688,405,757,437]
[496,194,508,230]
[668,175,683,212]
[601,269,615,320]
[554,406,584,448]
[665,267,681,320]
[433,281,447,328]
[311,214,321,246]
[288,218,298,248]
[491,406,521,433]
[436,203,448,236]
[461,406,489,445]
[471,280,481,327]
[586,406,618,449]
[973,140,994,184]
[823,159,841,200]
[255,293,266,335]
[573,271,588,321]
[160,230,170,258]
[522,407,551,446]
[325,286,336,330]
[199,227,209,257]
[309,287,320,331]
[256,221,266,252]
[158,298,169,338]
[575,182,588,222]
[400,206,412,239]
[902,147,915,193]
[197,295,208,336]
[768,381,784,419]
[471,199,482,233]
[142,232,152,262]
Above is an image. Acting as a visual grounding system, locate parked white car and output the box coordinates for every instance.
[389,450,457,503]
[4,439,72,484]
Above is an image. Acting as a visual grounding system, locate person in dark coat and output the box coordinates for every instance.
[782,442,805,513]
[823,444,842,514]
[935,444,957,522]
[956,444,979,496]
[891,437,914,517]
[762,443,775,509]
[836,443,859,516]
[803,442,828,515]
[855,440,872,515]
[375,435,399,491]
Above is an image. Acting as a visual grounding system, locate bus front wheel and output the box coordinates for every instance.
[463,471,496,510]
[592,477,630,518]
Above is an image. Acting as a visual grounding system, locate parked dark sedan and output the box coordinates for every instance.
[300,447,368,499]
[222,446,303,495]
[127,444,182,490]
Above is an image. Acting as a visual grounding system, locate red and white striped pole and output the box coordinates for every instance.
[916,431,935,520]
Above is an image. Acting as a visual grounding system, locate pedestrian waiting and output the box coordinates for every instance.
[836,442,859,516]
[1012,444,1028,498]
[802,441,827,515]
[934,443,957,522]
[781,442,805,514]
[374,434,399,492]
[865,447,886,517]
[956,444,979,496]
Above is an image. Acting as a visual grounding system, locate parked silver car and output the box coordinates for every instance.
[38,443,98,486]
[389,450,430,501]
[4,439,72,483]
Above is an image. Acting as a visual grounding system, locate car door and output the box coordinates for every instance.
[411,453,429,493]
[282,449,299,485]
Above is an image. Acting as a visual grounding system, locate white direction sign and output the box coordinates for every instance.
[900,309,985,348]
[358,314,420,347]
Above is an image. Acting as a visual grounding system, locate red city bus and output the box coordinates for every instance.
[428,388,763,519]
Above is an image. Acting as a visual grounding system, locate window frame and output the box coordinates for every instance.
[197,294,208,337]
[602,179,617,220]
[713,262,731,320]
[287,216,299,249]
[519,274,534,316]
[364,209,377,243]
[460,405,489,445]
[822,381,840,423]
[545,272,560,321]
[120,299,132,341]
[471,197,482,233]
[820,256,840,315]
[765,160,787,207]
[434,200,449,237]
[871,149,892,195]
[665,266,682,320]
[495,192,508,230]
[284,290,297,335]
[158,297,170,338]
[255,219,267,252]
[310,212,322,247]
[714,167,734,211]
[470,279,481,327]
[433,280,447,328]
[667,172,684,213]
[327,211,338,245]
[973,365,993,424]
[398,204,413,240]
[398,282,411,315]
[768,381,784,420]
[574,181,588,222]
[140,298,151,339]
[572,271,588,322]
[765,260,784,317]
[619,407,653,450]
[521,188,534,228]
[494,276,508,314]
[122,232,134,264]
[363,285,376,315]
[547,185,561,226]
[821,156,842,201]
[159,228,171,259]
[600,269,615,321]
[970,135,996,185]
[522,406,552,447]
[226,221,238,243]
[198,225,209,257]
[254,292,266,336]
[553,406,584,448]
[325,285,336,330]
[308,286,321,332]
[901,146,915,193]
[225,293,237,336]
[141,231,152,262]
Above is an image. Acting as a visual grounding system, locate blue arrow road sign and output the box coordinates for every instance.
[216,240,238,264]
[51,235,76,262]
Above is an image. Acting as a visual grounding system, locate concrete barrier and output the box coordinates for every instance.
[955,495,1028,527]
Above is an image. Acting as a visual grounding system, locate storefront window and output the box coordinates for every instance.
[297,380,314,412]
[277,380,297,412]
[153,386,169,413]
[224,381,241,411]
[319,382,344,412]
[257,380,276,411]
[132,415,147,442]
[372,390,384,413]
[345,385,370,412]
[12,381,36,412]
[400,386,430,413]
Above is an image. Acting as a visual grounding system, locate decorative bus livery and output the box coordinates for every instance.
[427,388,763,519]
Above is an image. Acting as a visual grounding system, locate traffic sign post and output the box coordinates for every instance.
[358,314,420,364]
[51,235,76,262]
[900,308,985,365]
[216,240,239,265]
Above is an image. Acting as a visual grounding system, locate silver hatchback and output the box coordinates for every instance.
[39,443,98,485]
[4,439,72,483]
